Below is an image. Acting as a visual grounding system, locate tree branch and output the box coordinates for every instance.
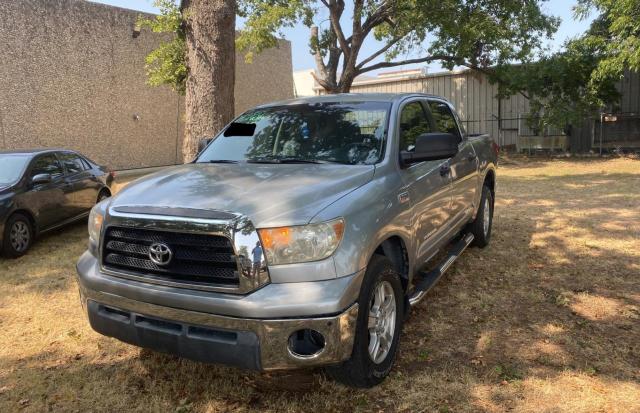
[361,1,393,35]
[326,0,350,55]
[311,70,335,92]
[355,35,403,70]
[352,0,364,37]
[357,54,459,75]
[310,26,329,80]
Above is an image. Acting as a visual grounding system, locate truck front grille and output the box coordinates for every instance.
[102,227,239,287]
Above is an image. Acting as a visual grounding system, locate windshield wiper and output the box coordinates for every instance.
[247,157,332,164]
[206,159,240,164]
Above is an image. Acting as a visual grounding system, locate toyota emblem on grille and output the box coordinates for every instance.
[148,243,173,266]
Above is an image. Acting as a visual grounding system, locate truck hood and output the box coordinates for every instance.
[109,163,375,227]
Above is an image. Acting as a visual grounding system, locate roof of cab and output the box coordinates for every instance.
[254,93,446,108]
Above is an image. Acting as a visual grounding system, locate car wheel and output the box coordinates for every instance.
[326,254,404,388]
[469,185,493,248]
[97,189,111,203]
[2,213,33,258]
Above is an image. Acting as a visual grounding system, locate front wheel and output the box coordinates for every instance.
[2,213,33,258]
[326,255,404,388]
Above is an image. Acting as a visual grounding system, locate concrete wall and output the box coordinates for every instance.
[0,0,293,168]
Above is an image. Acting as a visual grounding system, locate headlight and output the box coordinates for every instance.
[88,200,108,255]
[258,218,344,265]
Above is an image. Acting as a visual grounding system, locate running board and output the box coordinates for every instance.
[408,233,474,307]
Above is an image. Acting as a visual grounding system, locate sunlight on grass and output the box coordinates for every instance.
[1,157,639,412]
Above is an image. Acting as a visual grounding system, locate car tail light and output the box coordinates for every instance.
[491,141,500,156]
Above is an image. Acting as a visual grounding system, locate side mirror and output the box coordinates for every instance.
[400,132,459,166]
[32,173,52,185]
[198,137,213,153]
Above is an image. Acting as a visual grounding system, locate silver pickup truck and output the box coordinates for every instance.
[76,93,498,387]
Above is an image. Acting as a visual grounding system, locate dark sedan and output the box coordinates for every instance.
[0,149,113,257]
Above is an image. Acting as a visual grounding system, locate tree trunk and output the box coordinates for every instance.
[182,0,236,162]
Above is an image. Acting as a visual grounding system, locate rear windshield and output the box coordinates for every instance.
[0,155,30,186]
[197,102,391,165]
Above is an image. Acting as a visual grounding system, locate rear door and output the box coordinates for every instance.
[427,99,478,227]
[25,154,72,228]
[58,152,101,214]
[396,99,453,264]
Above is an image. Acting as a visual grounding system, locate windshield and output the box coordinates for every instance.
[0,155,30,186]
[197,101,391,165]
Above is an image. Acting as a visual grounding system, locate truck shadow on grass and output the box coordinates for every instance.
[1,161,639,412]
[396,169,639,411]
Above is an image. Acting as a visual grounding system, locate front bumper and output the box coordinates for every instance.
[77,252,362,370]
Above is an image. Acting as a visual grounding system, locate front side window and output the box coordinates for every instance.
[427,100,461,140]
[59,153,87,174]
[399,101,433,152]
[197,102,391,165]
[31,154,64,178]
[0,155,30,186]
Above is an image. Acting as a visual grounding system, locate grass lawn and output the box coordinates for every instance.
[0,157,638,412]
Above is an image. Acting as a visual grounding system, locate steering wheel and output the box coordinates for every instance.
[343,142,377,163]
[345,142,376,152]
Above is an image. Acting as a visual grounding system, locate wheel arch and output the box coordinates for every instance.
[372,235,410,292]
[484,168,496,196]
[471,166,497,220]
[98,186,112,200]
[5,208,38,236]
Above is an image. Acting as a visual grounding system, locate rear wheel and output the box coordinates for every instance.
[326,255,404,388]
[469,185,493,248]
[2,213,33,258]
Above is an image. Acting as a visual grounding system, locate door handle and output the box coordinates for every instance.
[440,164,451,177]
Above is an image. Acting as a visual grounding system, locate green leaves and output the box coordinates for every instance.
[137,0,187,94]
[497,0,638,130]
[237,0,314,63]
[237,0,560,92]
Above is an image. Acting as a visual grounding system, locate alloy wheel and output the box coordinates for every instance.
[367,280,396,364]
[10,221,30,252]
[483,197,491,237]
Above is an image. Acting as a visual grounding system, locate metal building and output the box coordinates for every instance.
[314,68,640,153]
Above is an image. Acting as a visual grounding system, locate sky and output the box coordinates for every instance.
[90,0,595,74]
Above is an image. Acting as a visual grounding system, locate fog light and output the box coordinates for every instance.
[287,329,325,358]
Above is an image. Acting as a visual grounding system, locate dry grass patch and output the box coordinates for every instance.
[1,156,639,412]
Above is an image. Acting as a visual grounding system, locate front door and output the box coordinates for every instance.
[427,100,478,227]
[396,99,452,265]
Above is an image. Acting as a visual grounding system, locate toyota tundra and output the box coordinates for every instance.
[76,93,498,387]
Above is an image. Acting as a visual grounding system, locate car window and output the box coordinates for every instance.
[427,100,461,140]
[0,154,30,186]
[80,157,93,170]
[59,153,87,174]
[399,101,432,152]
[31,154,64,178]
[196,102,391,165]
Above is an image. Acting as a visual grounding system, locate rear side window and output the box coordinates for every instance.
[80,157,93,170]
[31,154,64,178]
[427,101,461,140]
[59,153,88,174]
[399,101,432,152]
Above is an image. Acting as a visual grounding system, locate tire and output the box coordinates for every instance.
[2,213,34,258]
[327,255,405,388]
[97,189,111,203]
[469,185,493,248]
